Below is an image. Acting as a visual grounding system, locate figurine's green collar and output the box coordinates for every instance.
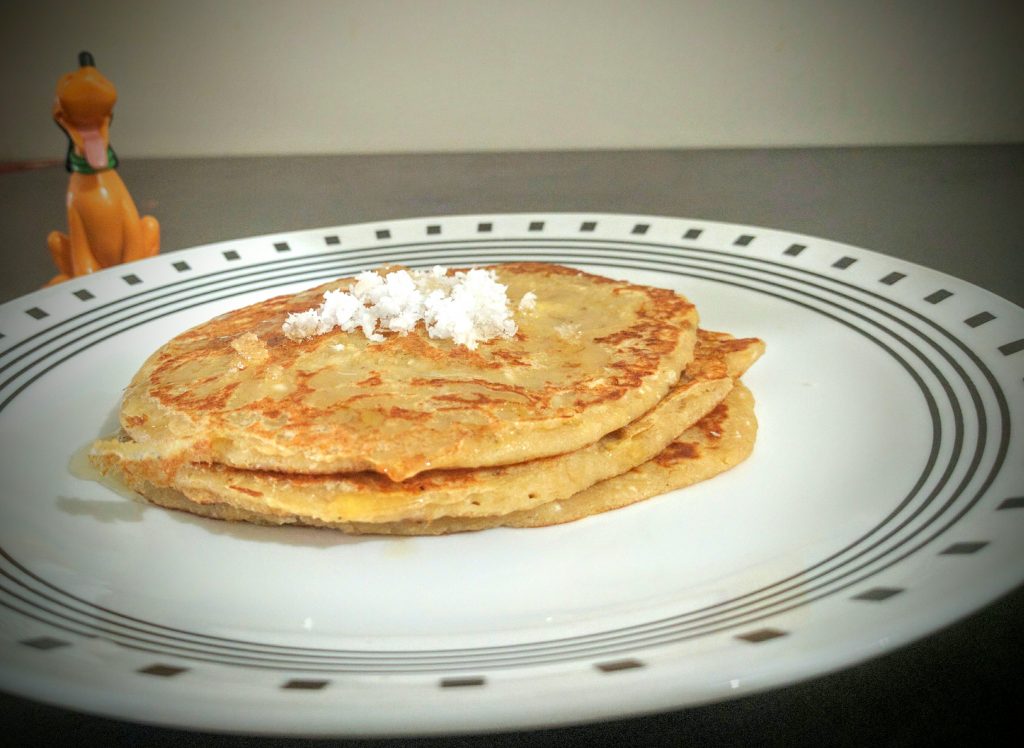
[67,146,119,174]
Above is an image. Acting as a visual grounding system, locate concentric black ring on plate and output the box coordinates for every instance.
[0,233,1010,673]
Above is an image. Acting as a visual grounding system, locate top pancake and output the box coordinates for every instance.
[118,263,698,480]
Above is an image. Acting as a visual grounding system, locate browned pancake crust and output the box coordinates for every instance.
[96,332,763,533]
[95,332,760,523]
[125,382,759,536]
[119,263,699,479]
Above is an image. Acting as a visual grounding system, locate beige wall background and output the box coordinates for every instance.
[2,0,1021,160]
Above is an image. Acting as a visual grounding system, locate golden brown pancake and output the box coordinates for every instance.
[116,263,699,480]
[103,375,729,523]
[492,382,758,529]
[117,382,758,535]
[94,332,764,533]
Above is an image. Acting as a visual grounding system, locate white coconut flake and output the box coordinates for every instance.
[282,266,531,349]
[281,309,327,341]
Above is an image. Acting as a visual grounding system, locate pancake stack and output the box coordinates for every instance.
[91,263,764,534]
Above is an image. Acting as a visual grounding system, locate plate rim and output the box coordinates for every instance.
[1,212,1021,734]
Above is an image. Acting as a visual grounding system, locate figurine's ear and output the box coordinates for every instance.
[52,100,74,172]
[53,102,83,149]
[52,97,73,141]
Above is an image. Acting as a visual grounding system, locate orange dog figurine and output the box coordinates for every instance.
[47,51,159,285]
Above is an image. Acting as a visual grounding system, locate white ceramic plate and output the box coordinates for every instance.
[1,213,1021,736]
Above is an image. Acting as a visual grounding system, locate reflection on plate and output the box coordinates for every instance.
[0,214,1021,735]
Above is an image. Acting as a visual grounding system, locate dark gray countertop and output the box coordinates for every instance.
[1,146,1022,745]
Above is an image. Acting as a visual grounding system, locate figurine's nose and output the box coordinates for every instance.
[78,51,95,68]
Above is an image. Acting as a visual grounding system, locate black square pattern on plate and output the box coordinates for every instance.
[26,307,48,319]
[925,289,952,304]
[172,261,190,272]
[940,541,989,555]
[477,222,493,233]
[73,289,94,301]
[784,244,806,256]
[595,659,645,672]
[964,312,996,328]
[580,221,597,232]
[138,663,188,676]
[138,664,187,677]
[998,339,1024,356]
[223,250,240,261]
[324,235,340,246]
[734,234,754,247]
[426,225,441,235]
[737,627,787,643]
[376,229,391,240]
[632,223,649,235]
[683,228,702,240]
[282,679,329,690]
[832,256,857,269]
[274,242,290,252]
[20,636,70,650]
[880,272,906,285]
[122,274,142,285]
[852,587,904,602]
[439,677,485,688]
[529,221,544,231]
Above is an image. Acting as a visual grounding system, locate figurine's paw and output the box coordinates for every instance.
[47,231,72,276]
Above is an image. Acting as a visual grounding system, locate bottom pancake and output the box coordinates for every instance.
[116,382,757,535]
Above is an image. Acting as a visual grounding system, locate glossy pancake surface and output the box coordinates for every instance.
[117,263,698,480]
